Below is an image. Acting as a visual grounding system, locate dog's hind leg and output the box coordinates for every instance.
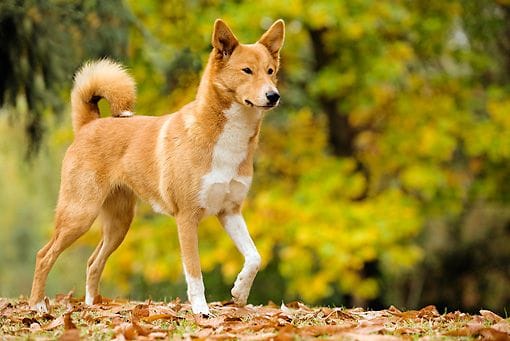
[218,212,261,306]
[29,198,102,312]
[85,187,135,305]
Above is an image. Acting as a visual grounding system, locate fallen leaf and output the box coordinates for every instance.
[132,319,152,336]
[115,322,137,340]
[280,302,293,316]
[64,310,77,330]
[480,310,504,323]
[479,327,510,341]
[194,314,225,328]
[42,316,64,330]
[149,331,169,339]
[491,320,510,334]
[132,304,150,319]
[59,329,80,341]
[300,324,356,337]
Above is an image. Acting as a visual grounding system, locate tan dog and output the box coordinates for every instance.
[29,19,285,315]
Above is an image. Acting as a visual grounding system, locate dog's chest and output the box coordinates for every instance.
[199,105,259,216]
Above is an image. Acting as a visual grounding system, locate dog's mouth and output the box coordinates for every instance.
[244,99,278,109]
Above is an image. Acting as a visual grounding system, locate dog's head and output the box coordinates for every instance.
[210,19,285,110]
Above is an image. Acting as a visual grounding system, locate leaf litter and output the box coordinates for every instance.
[0,294,509,340]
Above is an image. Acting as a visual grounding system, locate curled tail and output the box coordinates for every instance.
[71,59,136,133]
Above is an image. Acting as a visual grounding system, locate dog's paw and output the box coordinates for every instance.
[191,301,210,316]
[33,297,50,313]
[231,287,248,306]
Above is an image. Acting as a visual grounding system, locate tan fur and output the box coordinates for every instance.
[30,19,285,314]
[71,59,136,132]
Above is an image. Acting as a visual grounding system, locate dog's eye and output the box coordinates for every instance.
[242,67,252,75]
[268,68,274,75]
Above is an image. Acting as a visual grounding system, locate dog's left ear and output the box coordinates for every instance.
[258,19,285,58]
[212,19,239,57]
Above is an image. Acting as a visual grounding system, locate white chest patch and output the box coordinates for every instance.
[199,104,259,216]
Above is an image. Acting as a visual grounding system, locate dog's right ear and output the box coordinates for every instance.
[212,19,239,58]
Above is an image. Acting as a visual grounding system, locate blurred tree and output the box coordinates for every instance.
[0,0,131,156]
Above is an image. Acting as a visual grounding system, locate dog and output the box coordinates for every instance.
[29,19,285,316]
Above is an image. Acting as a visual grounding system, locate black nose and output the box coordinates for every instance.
[266,91,280,105]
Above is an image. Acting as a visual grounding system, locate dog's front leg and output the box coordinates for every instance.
[176,213,210,315]
[218,213,261,305]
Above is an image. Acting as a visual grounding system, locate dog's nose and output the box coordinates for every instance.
[266,91,280,105]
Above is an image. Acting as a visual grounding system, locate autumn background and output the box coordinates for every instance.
[0,0,509,316]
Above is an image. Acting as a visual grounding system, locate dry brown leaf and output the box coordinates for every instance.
[342,333,403,340]
[114,322,139,340]
[300,324,356,337]
[275,324,298,340]
[280,302,293,315]
[285,301,310,310]
[55,291,75,305]
[148,331,168,339]
[143,313,180,323]
[42,315,64,330]
[491,320,510,334]
[479,327,510,341]
[132,304,150,320]
[167,297,182,312]
[324,307,357,322]
[388,305,439,319]
[132,319,152,336]
[194,314,226,328]
[64,310,77,330]
[480,309,504,323]
[388,305,402,314]
[59,329,80,341]
[194,327,214,338]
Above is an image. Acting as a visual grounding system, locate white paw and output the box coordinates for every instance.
[33,299,49,313]
[231,285,249,306]
[191,299,210,316]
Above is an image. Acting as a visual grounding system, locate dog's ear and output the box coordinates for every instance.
[212,19,239,57]
[258,19,285,59]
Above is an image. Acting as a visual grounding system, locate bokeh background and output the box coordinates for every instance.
[1,0,509,314]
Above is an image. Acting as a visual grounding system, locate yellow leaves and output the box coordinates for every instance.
[487,99,510,126]
[417,124,457,161]
[343,21,364,40]
[310,69,357,99]
[382,245,423,274]
[354,278,379,299]
[400,164,445,199]
[307,2,341,28]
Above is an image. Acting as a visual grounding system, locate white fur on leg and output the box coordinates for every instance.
[85,286,94,305]
[221,214,261,305]
[183,267,210,315]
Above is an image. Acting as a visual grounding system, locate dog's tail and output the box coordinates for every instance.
[71,59,136,133]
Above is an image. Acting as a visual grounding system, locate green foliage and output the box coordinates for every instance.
[0,0,131,155]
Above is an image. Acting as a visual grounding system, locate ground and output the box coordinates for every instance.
[1,294,509,340]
